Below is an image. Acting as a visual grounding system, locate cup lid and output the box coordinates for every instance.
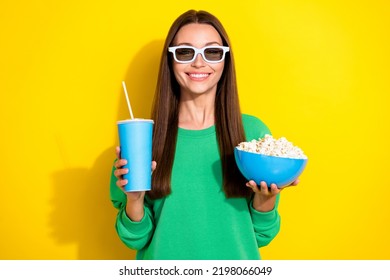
[117,118,154,124]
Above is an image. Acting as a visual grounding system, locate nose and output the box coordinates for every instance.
[191,53,206,66]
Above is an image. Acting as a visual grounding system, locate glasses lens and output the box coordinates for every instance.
[175,48,195,61]
[204,47,224,61]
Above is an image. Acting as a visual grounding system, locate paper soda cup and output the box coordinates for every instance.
[117,119,154,192]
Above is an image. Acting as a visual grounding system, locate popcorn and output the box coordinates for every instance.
[237,134,307,159]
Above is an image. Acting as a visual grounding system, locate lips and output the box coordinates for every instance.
[187,73,210,80]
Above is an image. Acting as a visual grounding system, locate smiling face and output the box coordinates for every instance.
[171,23,226,98]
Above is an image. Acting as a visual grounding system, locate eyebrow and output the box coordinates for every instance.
[175,41,222,46]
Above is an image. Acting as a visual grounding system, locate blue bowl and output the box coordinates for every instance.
[234,147,308,188]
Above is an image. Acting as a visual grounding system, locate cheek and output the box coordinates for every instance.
[172,64,186,84]
[211,63,225,80]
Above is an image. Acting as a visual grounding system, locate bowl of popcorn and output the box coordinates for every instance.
[234,134,308,188]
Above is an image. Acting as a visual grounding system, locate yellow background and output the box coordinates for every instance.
[1,0,389,260]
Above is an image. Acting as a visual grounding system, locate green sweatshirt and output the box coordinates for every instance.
[110,114,280,260]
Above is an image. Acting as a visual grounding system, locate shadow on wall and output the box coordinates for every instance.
[49,40,163,259]
[49,148,130,259]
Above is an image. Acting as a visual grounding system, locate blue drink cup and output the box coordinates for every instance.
[117,119,154,192]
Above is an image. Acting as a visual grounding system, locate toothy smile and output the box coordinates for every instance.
[188,73,210,80]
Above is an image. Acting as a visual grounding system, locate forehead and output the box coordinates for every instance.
[173,23,223,45]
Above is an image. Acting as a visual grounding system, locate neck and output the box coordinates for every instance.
[178,93,215,130]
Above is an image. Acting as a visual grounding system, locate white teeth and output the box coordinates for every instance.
[190,73,209,78]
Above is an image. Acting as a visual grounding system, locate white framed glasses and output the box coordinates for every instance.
[168,46,230,63]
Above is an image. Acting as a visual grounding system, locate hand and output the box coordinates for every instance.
[246,179,299,212]
[114,146,157,195]
[113,146,157,221]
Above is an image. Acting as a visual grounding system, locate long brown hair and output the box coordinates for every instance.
[149,10,251,199]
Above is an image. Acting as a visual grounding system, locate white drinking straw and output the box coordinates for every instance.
[122,81,134,119]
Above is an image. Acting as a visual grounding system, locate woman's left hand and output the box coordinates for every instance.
[246,179,299,212]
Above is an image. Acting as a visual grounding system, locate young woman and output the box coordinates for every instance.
[110,9,298,260]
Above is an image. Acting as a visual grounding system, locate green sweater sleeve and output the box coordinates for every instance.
[242,114,271,141]
[250,194,281,247]
[109,165,155,250]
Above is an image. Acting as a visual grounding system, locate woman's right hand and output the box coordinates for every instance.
[114,146,146,198]
[114,146,131,190]
[114,146,156,221]
[114,146,145,221]
[114,146,157,195]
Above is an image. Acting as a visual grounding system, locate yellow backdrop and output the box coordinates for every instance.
[1,0,389,260]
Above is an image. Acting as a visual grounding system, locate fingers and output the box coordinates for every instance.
[259,181,269,193]
[114,158,127,169]
[258,181,278,195]
[114,167,128,178]
[116,178,128,188]
[115,146,121,159]
[246,181,280,195]
[114,145,157,190]
[114,148,128,189]
[269,183,280,195]
[290,179,300,186]
[246,180,263,193]
[246,180,258,191]
[152,161,157,172]
[114,155,156,173]
[114,164,129,188]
